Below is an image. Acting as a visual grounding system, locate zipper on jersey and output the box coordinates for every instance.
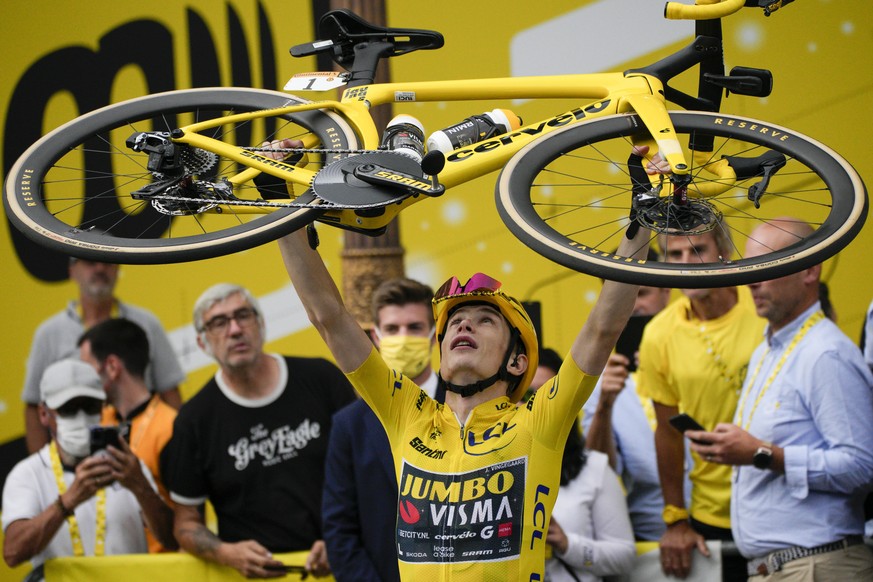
[453,411,465,442]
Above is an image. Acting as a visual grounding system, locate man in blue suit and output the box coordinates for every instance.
[322,278,443,582]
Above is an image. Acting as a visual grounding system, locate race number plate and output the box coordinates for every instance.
[284,72,348,91]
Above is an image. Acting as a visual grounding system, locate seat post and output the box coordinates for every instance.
[346,41,395,88]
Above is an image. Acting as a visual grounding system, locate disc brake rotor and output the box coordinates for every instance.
[637,198,723,236]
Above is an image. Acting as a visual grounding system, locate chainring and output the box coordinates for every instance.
[311,151,424,207]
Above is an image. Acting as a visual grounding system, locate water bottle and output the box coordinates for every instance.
[426,109,522,154]
[382,114,426,164]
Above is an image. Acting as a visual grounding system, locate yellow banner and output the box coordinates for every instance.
[2,0,871,484]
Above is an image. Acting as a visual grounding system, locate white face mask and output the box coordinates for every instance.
[55,410,101,459]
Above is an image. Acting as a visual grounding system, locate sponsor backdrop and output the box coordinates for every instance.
[1,1,871,577]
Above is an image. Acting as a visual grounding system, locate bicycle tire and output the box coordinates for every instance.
[496,111,867,287]
[4,87,358,264]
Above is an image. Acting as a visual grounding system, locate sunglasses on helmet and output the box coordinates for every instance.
[434,273,502,301]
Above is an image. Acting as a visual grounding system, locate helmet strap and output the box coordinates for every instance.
[439,370,502,397]
[439,328,522,398]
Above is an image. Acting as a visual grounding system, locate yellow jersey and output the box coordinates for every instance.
[637,286,765,528]
[347,348,597,582]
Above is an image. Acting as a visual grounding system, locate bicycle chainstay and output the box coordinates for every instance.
[139,145,423,213]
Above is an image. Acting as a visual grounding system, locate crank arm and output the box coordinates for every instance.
[352,163,445,197]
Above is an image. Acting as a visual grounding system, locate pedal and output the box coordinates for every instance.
[704,66,773,98]
[421,151,447,197]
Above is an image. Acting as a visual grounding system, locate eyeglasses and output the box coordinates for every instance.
[201,307,259,334]
[434,273,502,301]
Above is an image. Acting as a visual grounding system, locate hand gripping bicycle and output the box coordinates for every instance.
[3,0,866,287]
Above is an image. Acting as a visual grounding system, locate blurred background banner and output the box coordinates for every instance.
[1,2,871,577]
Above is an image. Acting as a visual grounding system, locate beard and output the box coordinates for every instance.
[82,278,115,300]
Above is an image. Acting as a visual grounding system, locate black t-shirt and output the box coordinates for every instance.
[161,355,355,552]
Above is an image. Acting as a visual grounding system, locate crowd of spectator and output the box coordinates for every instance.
[4,213,873,582]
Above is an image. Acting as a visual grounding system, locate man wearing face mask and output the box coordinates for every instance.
[22,257,184,454]
[2,359,176,570]
[322,277,443,582]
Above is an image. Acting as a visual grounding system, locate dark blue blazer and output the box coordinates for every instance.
[322,399,400,582]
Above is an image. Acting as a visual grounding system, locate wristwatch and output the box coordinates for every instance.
[752,443,773,470]
[662,504,689,525]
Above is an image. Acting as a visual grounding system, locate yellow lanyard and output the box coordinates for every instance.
[736,310,824,430]
[49,441,107,556]
[694,319,744,397]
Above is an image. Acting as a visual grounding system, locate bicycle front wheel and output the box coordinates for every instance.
[496,111,867,287]
[4,88,358,264]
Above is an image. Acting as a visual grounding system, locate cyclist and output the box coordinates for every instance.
[278,218,649,579]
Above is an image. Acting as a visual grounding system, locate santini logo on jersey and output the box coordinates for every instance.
[409,436,446,459]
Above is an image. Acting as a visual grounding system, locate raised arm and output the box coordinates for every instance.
[570,227,649,376]
[277,228,372,373]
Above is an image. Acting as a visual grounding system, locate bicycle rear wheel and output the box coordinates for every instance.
[4,88,358,264]
[496,111,867,287]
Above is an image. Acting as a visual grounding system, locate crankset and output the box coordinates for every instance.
[311,151,444,207]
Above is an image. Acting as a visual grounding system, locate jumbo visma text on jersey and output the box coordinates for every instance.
[396,457,526,563]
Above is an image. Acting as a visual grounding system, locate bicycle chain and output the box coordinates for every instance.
[147,146,410,211]
[241,146,385,156]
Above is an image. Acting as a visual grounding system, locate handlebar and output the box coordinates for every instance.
[666,0,795,20]
[665,0,745,20]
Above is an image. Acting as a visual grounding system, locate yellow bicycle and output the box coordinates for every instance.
[3,0,866,287]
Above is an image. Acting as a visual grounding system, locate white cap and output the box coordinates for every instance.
[387,114,425,134]
[40,359,106,409]
[426,131,455,155]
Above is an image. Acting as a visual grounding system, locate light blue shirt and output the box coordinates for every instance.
[731,302,873,558]
[864,298,873,369]
[581,375,691,541]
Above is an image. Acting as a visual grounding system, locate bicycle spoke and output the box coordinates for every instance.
[498,111,865,287]
[3,89,355,263]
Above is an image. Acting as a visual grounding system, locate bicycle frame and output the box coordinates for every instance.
[163,0,754,233]
[171,70,703,231]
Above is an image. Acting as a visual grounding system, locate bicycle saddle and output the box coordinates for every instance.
[291,9,444,67]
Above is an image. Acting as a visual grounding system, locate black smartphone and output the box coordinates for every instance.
[614,314,653,371]
[668,413,711,444]
[264,564,308,579]
[668,413,705,433]
[89,426,121,455]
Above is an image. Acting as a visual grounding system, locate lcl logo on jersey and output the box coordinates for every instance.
[464,421,517,455]
[391,369,403,397]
